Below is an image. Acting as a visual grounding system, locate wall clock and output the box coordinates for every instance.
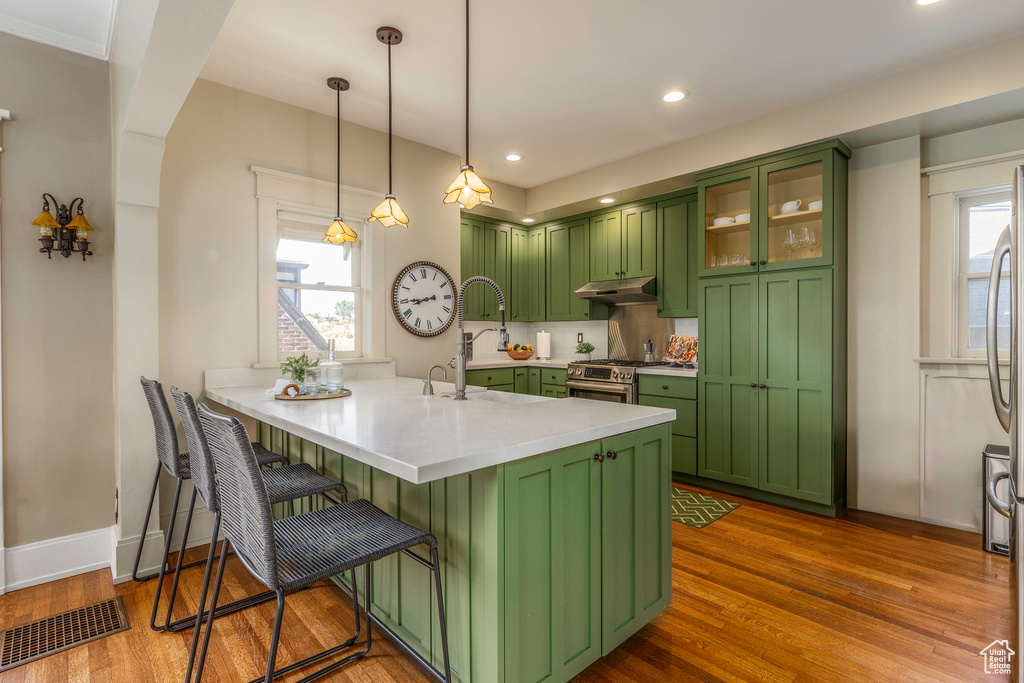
[391,261,457,337]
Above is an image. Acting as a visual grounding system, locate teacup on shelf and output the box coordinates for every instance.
[779,199,802,214]
[712,216,736,226]
[808,200,823,211]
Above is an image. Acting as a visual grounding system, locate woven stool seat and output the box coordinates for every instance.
[263,464,346,506]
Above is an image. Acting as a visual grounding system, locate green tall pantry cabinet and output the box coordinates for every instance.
[693,140,849,515]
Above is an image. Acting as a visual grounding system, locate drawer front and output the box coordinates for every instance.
[542,384,567,398]
[638,374,697,400]
[465,368,516,387]
[638,395,696,437]
[541,368,567,386]
[672,436,697,476]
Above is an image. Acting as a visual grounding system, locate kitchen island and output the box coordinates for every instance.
[206,375,674,683]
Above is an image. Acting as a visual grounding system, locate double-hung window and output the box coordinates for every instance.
[276,214,363,359]
[956,189,1012,358]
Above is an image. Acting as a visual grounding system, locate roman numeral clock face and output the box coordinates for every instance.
[390,261,457,337]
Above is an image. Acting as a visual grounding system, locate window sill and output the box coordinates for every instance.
[914,357,1009,366]
[253,357,393,370]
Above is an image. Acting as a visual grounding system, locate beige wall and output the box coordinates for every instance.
[0,34,114,546]
[847,136,922,518]
[159,78,463,399]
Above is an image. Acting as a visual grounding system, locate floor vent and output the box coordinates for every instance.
[0,597,130,671]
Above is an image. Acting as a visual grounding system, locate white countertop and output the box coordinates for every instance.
[637,366,698,378]
[465,358,573,370]
[205,377,675,485]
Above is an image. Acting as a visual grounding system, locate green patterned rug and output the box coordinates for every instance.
[671,488,740,528]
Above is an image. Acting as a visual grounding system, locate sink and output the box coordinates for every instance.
[465,391,553,405]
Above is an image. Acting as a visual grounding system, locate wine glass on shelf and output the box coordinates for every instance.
[783,229,797,257]
[709,254,717,268]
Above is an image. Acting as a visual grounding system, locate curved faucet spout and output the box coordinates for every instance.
[454,277,509,400]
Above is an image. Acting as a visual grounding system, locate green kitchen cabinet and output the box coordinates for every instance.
[460,217,486,320]
[465,368,514,388]
[589,210,622,281]
[657,194,698,318]
[757,269,834,504]
[542,385,567,399]
[591,204,657,281]
[527,367,543,396]
[513,367,529,394]
[504,425,671,679]
[697,167,759,278]
[638,374,698,477]
[547,219,607,322]
[698,274,759,488]
[482,223,511,321]
[511,227,547,322]
[672,436,697,476]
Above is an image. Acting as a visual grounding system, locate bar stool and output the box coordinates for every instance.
[156,388,348,634]
[135,377,289,586]
[188,404,452,683]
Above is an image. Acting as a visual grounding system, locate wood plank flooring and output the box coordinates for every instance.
[0,484,1010,682]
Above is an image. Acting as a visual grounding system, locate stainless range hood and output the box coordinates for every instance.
[575,276,657,304]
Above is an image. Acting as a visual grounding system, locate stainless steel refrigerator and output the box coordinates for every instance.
[985,164,1024,682]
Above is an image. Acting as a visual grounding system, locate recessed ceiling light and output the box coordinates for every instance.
[662,90,689,103]
[916,0,940,4]
[521,218,535,223]
[505,153,523,162]
[599,197,615,204]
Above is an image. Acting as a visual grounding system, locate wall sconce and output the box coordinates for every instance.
[32,194,94,261]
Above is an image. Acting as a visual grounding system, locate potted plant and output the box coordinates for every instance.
[280,353,319,383]
[575,341,595,361]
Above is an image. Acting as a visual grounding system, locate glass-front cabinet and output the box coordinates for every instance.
[697,168,757,277]
[698,142,847,277]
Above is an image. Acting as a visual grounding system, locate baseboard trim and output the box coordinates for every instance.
[4,527,116,594]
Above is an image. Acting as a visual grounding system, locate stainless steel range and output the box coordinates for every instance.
[566,359,669,404]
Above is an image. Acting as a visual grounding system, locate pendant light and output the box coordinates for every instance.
[443,0,492,210]
[368,27,410,228]
[324,77,358,247]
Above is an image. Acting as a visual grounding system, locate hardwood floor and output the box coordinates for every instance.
[0,484,1010,682]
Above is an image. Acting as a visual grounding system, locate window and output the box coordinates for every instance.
[957,189,1012,358]
[276,220,362,359]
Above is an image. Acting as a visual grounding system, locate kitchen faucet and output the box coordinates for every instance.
[452,276,508,400]
[422,364,448,396]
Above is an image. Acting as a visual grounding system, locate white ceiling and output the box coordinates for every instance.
[201,0,1024,189]
[0,0,117,60]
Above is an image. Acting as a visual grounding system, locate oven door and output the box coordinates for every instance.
[566,379,635,404]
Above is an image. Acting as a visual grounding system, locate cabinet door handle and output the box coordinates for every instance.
[759,384,766,389]
[662,385,669,390]
[513,313,518,318]
[750,383,757,388]
[749,261,756,267]
[594,453,605,462]
[759,260,766,265]
[608,451,617,460]
[487,376,492,381]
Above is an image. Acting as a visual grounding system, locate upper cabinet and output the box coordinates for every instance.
[511,227,546,322]
[698,141,850,278]
[656,194,698,318]
[591,204,658,281]
[547,219,607,322]
[460,218,510,321]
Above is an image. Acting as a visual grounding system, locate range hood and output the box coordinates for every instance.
[575,276,657,304]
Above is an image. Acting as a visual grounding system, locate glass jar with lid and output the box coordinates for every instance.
[319,339,345,394]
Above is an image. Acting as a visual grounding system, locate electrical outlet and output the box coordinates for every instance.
[577,333,583,343]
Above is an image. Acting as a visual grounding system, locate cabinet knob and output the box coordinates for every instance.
[594,453,605,462]
[759,384,766,389]
[583,312,589,317]
[608,451,617,460]
[662,385,669,390]
[750,383,757,388]
[513,313,518,318]
[759,260,766,265]
[749,261,756,267]
[487,376,492,381]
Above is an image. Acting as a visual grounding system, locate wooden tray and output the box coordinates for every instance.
[274,389,352,401]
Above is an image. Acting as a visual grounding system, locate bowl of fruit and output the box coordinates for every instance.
[506,343,534,361]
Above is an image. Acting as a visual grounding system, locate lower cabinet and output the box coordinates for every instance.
[464,368,514,389]
[527,367,543,395]
[542,384,567,398]
[638,375,698,476]
[503,425,671,682]
[513,367,529,394]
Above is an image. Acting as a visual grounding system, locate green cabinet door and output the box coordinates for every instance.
[504,441,602,683]
[697,167,759,278]
[460,217,486,320]
[527,228,547,321]
[758,268,833,504]
[589,210,622,281]
[483,223,511,321]
[698,274,759,487]
[657,195,698,318]
[547,219,604,321]
[542,384,567,399]
[527,367,543,396]
[621,203,657,279]
[599,425,672,655]
[510,227,529,322]
[757,150,835,272]
[513,367,529,394]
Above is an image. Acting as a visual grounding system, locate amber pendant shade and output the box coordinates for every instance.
[67,213,94,232]
[368,194,410,228]
[32,210,60,229]
[444,165,492,210]
[323,217,357,245]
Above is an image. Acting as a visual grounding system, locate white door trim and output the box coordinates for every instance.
[0,108,11,594]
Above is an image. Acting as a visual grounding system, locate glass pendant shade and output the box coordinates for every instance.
[444,165,492,209]
[32,210,60,230]
[323,217,357,245]
[368,194,410,228]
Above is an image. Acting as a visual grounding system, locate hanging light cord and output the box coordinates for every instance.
[336,85,341,217]
[465,0,470,165]
[388,40,394,195]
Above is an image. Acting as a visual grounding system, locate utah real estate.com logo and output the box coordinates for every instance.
[981,640,1014,675]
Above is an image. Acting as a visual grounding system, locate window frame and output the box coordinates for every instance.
[954,187,1012,359]
[275,219,364,360]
